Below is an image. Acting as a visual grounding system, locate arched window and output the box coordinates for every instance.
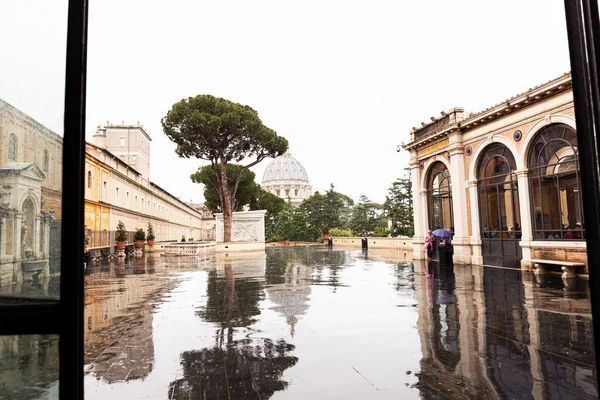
[43,149,49,172]
[426,162,453,231]
[528,123,583,240]
[478,143,520,238]
[8,134,17,161]
[87,171,92,188]
[477,143,522,267]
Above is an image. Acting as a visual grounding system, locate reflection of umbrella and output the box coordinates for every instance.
[432,229,452,238]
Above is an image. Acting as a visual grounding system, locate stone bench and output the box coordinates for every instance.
[530,259,585,280]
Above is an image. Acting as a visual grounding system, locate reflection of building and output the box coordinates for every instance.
[84,257,173,381]
[403,73,586,271]
[267,264,313,338]
[0,100,60,284]
[415,262,597,398]
[0,334,59,399]
[261,152,312,207]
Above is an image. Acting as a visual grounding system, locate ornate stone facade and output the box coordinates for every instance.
[402,73,587,273]
[261,152,312,207]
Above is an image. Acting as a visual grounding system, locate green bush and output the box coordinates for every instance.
[134,228,146,241]
[267,234,282,243]
[373,227,390,237]
[147,223,155,240]
[115,220,127,242]
[329,227,352,237]
[316,237,324,243]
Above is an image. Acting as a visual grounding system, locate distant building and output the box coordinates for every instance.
[402,73,586,272]
[85,124,206,245]
[186,202,216,241]
[261,152,312,207]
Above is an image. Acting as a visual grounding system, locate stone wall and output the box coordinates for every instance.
[215,210,266,243]
[332,237,413,250]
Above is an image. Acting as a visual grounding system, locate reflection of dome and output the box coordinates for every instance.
[261,152,312,207]
[267,265,313,338]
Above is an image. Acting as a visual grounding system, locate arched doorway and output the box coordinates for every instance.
[426,162,454,260]
[528,123,584,240]
[477,144,522,267]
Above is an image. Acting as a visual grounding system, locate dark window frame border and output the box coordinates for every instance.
[564,0,600,385]
[0,0,88,398]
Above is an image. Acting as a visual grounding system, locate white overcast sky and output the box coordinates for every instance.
[1,0,571,204]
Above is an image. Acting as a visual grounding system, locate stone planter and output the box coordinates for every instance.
[116,241,127,257]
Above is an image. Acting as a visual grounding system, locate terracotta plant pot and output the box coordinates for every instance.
[134,240,145,250]
[147,239,155,247]
[116,241,127,251]
[283,239,289,245]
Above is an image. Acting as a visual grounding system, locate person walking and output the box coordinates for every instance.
[424,230,434,258]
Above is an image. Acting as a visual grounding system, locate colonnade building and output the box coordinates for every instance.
[402,73,587,272]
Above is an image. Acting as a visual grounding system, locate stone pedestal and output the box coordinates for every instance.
[215,210,266,251]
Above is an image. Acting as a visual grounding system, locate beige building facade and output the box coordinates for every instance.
[403,73,587,273]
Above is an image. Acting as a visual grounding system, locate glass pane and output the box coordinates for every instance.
[0,2,66,302]
[0,335,59,399]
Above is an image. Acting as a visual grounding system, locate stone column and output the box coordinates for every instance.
[0,215,6,258]
[15,213,22,260]
[410,157,424,260]
[516,170,533,269]
[467,180,483,265]
[448,145,471,264]
[33,216,41,258]
[44,217,50,257]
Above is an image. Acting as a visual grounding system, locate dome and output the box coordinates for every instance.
[262,153,309,183]
[260,152,312,207]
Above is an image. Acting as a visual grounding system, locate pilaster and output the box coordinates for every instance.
[448,147,472,264]
[467,180,483,265]
[516,169,533,269]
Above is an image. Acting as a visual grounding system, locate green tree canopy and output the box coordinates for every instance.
[191,164,257,213]
[349,195,381,236]
[384,171,414,237]
[162,95,288,241]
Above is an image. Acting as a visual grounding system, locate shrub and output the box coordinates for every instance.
[147,223,155,240]
[181,235,186,242]
[329,227,352,237]
[115,220,127,242]
[373,227,390,237]
[267,234,282,243]
[188,238,194,242]
[316,237,324,243]
[134,228,146,241]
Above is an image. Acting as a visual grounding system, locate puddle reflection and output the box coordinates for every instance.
[76,248,597,399]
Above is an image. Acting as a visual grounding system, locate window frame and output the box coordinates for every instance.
[527,124,584,240]
[0,1,88,399]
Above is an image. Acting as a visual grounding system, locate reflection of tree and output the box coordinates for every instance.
[168,338,297,399]
[180,259,298,399]
[197,263,265,344]
[266,248,346,290]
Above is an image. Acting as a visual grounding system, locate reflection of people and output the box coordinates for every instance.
[424,230,434,258]
[427,257,434,276]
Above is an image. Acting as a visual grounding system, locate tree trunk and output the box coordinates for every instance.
[220,160,233,242]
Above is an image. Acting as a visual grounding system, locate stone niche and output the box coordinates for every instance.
[0,163,52,285]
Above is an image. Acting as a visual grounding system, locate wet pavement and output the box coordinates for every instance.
[1,247,597,399]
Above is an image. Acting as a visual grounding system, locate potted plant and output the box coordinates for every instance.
[134,228,146,250]
[146,222,155,246]
[115,220,128,253]
[84,235,90,252]
[181,235,186,242]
